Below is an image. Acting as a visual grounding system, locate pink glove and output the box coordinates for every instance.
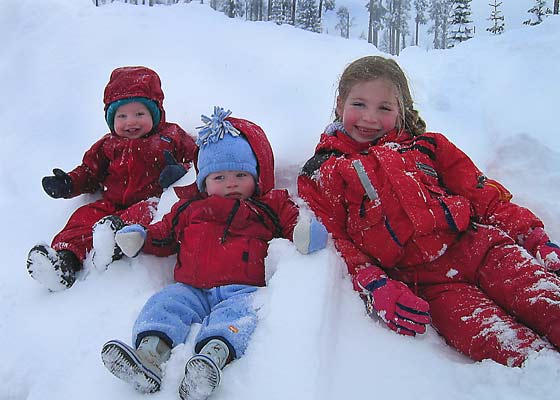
[523,227,560,273]
[353,268,430,336]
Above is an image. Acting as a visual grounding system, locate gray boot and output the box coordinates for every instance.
[178,338,230,400]
[101,335,171,393]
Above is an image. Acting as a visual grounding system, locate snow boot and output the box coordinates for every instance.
[91,215,125,271]
[26,244,80,291]
[178,339,231,400]
[101,335,171,393]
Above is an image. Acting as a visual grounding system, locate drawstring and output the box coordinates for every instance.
[221,200,240,244]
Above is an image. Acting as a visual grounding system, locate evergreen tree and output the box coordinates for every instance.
[270,0,287,23]
[448,0,473,47]
[429,0,452,49]
[366,0,386,47]
[335,6,354,38]
[414,0,429,46]
[381,0,410,55]
[487,0,504,35]
[524,0,552,26]
[296,0,322,32]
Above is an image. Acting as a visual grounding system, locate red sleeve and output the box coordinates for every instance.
[67,135,110,197]
[433,133,543,240]
[166,123,197,173]
[298,158,384,278]
[142,200,187,257]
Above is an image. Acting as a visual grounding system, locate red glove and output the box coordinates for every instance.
[353,268,430,336]
[523,227,560,273]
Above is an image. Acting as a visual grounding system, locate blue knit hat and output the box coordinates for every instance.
[105,96,161,132]
[196,107,258,191]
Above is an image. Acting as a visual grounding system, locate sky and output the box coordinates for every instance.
[1,1,560,400]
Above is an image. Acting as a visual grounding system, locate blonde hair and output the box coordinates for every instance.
[335,56,426,136]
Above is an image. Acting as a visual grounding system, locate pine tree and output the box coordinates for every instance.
[429,0,452,49]
[487,0,504,35]
[335,6,354,38]
[366,0,386,47]
[296,0,322,32]
[414,0,429,46]
[448,0,473,47]
[524,0,552,26]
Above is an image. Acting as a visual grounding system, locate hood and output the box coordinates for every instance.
[103,66,166,129]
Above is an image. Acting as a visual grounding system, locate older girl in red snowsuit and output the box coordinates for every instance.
[298,56,560,367]
[27,66,197,291]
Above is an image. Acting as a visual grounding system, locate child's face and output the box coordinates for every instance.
[337,79,400,143]
[205,170,256,199]
[113,101,154,139]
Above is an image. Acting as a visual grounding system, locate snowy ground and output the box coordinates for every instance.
[2,2,560,400]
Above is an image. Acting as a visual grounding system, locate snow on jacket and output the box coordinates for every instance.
[64,66,197,208]
[142,117,299,288]
[298,127,543,281]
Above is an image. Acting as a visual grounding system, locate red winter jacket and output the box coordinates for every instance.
[298,127,543,282]
[64,67,197,208]
[142,118,299,288]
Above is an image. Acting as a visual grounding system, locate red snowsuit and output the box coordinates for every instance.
[142,117,299,288]
[298,127,560,366]
[51,67,197,261]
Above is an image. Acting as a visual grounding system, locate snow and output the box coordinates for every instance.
[2,1,560,400]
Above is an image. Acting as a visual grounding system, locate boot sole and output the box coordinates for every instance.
[178,354,221,400]
[27,245,70,292]
[101,340,161,393]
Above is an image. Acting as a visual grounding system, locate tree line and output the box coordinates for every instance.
[93,0,559,54]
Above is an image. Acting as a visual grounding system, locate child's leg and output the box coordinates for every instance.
[51,199,116,261]
[420,283,549,366]
[132,283,210,348]
[477,243,560,351]
[117,198,159,226]
[195,284,259,359]
[179,285,258,400]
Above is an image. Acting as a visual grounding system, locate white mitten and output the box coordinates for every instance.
[292,217,328,254]
[115,224,147,258]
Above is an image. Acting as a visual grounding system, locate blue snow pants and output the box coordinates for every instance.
[132,283,258,359]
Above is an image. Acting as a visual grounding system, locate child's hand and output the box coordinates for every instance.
[159,150,187,189]
[353,268,430,336]
[42,168,73,198]
[115,224,147,258]
[523,227,560,273]
[293,217,328,254]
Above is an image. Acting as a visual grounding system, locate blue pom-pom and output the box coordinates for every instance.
[196,106,240,146]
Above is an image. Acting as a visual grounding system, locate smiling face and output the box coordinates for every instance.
[337,78,400,144]
[113,101,154,139]
[204,170,256,199]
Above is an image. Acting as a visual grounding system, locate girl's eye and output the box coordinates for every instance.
[137,112,146,117]
[351,102,365,108]
[212,175,224,181]
[116,114,126,119]
[236,172,248,178]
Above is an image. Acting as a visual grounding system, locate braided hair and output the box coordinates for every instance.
[334,56,426,137]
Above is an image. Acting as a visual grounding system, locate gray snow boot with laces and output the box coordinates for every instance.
[101,335,171,393]
[178,338,231,400]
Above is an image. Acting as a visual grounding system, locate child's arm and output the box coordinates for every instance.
[298,164,430,336]
[298,159,377,275]
[434,133,544,241]
[67,136,110,196]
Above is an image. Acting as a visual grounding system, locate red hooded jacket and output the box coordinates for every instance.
[64,66,197,208]
[298,127,543,283]
[142,117,299,288]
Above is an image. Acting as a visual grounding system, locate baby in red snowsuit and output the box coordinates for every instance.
[26,66,197,292]
[298,55,560,367]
